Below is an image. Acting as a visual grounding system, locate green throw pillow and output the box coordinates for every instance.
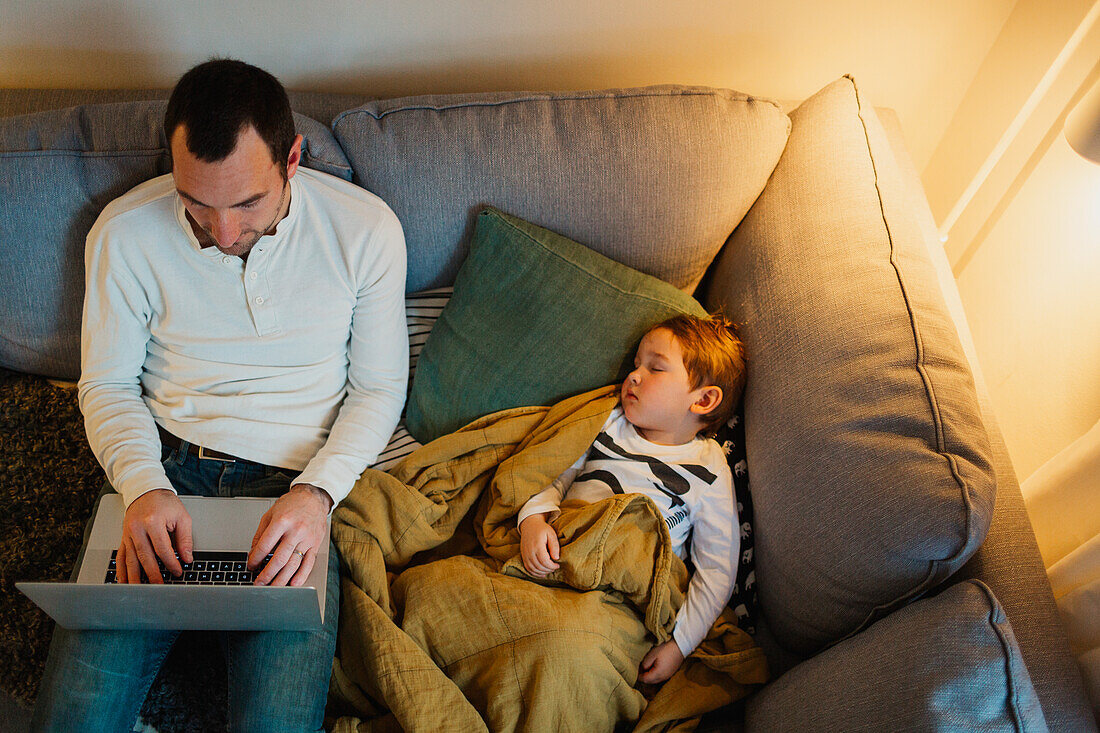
[405,207,708,443]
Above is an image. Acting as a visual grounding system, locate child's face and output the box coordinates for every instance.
[621,328,711,445]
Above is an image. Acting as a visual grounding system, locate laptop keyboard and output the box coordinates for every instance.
[104,550,274,585]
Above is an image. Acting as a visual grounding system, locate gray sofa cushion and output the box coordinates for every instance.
[957,409,1100,730]
[332,85,791,293]
[0,100,351,379]
[744,580,1048,732]
[705,76,996,654]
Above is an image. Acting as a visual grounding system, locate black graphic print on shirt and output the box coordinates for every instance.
[580,431,719,511]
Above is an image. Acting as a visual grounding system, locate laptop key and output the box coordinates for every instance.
[103,550,277,585]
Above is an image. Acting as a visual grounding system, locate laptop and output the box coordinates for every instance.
[17,494,329,631]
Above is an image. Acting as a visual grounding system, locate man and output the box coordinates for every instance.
[32,59,407,732]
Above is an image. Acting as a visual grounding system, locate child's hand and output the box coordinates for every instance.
[638,640,685,684]
[519,513,560,577]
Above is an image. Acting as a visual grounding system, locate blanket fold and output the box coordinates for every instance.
[329,386,768,732]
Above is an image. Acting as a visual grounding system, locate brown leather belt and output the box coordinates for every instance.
[157,425,241,462]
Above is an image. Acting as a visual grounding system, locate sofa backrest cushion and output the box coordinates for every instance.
[0,99,352,379]
[704,76,997,654]
[332,86,791,293]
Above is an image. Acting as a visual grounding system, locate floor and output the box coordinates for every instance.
[0,691,31,732]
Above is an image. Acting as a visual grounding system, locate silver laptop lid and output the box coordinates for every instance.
[16,583,324,630]
[18,494,329,630]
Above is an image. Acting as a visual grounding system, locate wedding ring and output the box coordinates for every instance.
[292,549,305,559]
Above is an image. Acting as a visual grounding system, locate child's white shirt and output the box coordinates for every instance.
[518,406,739,657]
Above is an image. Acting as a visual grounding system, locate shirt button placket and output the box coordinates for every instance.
[244,250,275,334]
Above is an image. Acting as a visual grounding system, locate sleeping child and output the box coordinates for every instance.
[517,313,745,684]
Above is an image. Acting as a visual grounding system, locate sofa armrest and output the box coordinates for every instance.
[744,580,1047,732]
[956,413,1099,731]
[877,108,1097,732]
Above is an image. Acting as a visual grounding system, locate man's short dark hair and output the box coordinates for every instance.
[165,59,295,177]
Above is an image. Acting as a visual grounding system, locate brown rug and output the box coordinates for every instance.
[0,368,225,731]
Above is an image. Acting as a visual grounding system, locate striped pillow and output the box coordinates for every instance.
[370,287,453,471]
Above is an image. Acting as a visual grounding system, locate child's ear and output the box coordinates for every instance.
[690,386,723,416]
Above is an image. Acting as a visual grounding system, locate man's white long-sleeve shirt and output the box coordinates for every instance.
[78,167,408,508]
[518,407,739,658]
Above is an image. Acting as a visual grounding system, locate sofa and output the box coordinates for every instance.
[0,75,1095,731]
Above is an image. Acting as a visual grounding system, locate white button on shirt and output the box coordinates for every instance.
[78,168,409,508]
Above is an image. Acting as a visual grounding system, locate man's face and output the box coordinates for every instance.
[170,125,300,258]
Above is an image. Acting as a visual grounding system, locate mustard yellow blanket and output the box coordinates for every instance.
[327,385,768,732]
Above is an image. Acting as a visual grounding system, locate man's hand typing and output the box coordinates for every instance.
[117,488,193,584]
[248,483,332,587]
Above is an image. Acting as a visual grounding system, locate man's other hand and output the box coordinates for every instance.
[248,483,332,587]
[117,488,193,584]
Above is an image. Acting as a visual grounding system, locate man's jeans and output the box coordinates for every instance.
[31,440,341,733]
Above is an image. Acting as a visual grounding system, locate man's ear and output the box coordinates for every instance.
[690,386,723,416]
[285,134,304,179]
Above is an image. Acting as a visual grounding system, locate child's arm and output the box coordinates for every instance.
[642,451,739,683]
[516,455,585,577]
[671,458,740,660]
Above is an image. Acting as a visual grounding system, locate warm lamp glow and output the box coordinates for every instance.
[1064,77,1100,164]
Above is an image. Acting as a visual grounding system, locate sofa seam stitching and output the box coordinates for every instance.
[332,87,781,127]
[850,74,977,572]
[973,580,1030,732]
[303,153,352,171]
[0,149,166,157]
[0,148,351,173]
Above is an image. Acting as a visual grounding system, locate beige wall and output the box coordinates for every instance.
[0,0,1015,171]
[929,0,1100,481]
[922,0,1096,227]
[955,135,1100,480]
